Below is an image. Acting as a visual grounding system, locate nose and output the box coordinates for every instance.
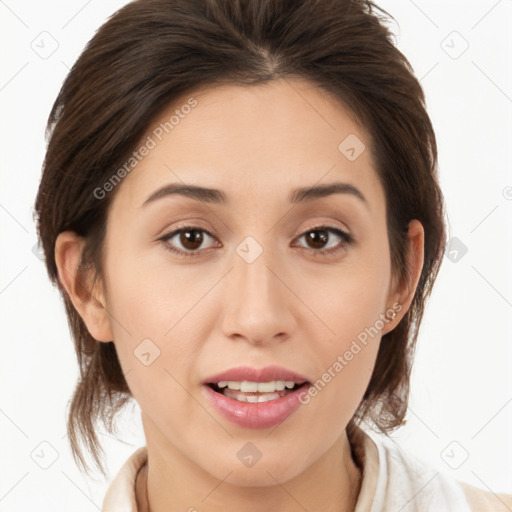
[220,242,296,346]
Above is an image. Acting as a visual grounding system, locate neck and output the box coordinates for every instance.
[136,420,363,512]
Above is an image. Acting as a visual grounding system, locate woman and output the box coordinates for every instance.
[34,0,512,510]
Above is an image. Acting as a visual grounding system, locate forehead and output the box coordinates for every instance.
[110,78,383,213]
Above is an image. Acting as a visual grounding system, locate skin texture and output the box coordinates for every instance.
[55,78,424,512]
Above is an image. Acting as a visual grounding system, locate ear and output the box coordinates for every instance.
[54,231,114,342]
[382,219,425,335]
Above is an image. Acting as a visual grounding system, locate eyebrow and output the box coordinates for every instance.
[141,181,367,207]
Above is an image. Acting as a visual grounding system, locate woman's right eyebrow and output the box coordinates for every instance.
[141,183,226,207]
[140,180,368,208]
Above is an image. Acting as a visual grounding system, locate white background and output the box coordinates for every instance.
[1,0,511,510]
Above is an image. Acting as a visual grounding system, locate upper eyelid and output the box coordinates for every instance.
[162,223,350,238]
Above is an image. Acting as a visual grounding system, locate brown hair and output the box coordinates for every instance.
[34,0,446,477]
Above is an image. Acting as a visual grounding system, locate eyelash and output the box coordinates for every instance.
[158,224,354,259]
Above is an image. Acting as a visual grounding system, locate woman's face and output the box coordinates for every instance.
[93,78,407,484]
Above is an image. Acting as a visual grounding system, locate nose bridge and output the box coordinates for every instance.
[237,237,274,301]
[220,234,294,343]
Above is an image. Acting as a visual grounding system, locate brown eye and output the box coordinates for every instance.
[304,229,329,249]
[295,226,353,255]
[179,229,205,250]
[159,226,218,257]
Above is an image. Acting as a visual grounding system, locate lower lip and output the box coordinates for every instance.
[202,383,311,429]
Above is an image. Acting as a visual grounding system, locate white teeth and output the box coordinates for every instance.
[257,381,278,392]
[241,381,258,392]
[223,390,283,403]
[214,380,301,393]
[253,393,281,403]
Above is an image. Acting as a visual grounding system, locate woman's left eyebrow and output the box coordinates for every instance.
[289,181,367,205]
[141,181,368,208]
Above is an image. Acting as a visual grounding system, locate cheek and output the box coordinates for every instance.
[296,235,391,342]
[296,235,391,403]
[101,251,209,406]
[104,236,215,338]
[297,298,384,434]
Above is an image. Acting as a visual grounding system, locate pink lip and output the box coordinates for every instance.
[203,365,310,384]
[202,382,311,429]
[201,365,311,429]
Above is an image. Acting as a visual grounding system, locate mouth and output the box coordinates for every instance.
[202,379,312,428]
[201,365,312,428]
[206,380,310,403]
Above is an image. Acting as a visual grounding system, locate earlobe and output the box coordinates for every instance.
[383,220,425,334]
[54,231,114,342]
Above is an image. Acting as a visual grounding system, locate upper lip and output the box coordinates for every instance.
[203,365,310,385]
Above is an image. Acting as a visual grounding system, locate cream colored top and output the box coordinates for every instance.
[102,426,512,511]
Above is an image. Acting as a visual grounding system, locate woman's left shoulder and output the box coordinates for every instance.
[458,480,512,512]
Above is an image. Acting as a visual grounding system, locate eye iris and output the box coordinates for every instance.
[180,229,203,250]
[307,229,328,249]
